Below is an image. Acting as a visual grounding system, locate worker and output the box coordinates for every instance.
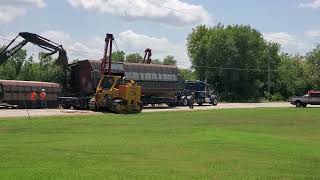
[188,92,194,109]
[31,89,37,109]
[40,89,47,109]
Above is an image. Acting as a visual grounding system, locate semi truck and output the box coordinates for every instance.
[177,80,218,106]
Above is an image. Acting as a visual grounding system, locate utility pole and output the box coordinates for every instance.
[268,49,271,101]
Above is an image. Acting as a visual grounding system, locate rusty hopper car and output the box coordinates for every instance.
[59,60,178,109]
[90,60,179,106]
[0,80,61,108]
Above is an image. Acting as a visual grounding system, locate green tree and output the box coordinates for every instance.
[187,24,281,101]
[163,55,177,65]
[0,46,27,79]
[112,51,125,62]
[125,53,143,63]
[18,56,35,81]
[179,68,196,81]
[276,54,315,99]
[151,58,162,64]
[305,45,320,89]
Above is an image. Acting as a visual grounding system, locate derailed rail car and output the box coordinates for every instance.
[59,60,179,109]
[90,61,179,106]
[0,80,61,108]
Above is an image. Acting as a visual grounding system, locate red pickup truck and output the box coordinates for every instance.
[290,90,320,107]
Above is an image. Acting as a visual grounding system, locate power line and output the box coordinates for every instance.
[113,39,120,52]
[143,0,187,14]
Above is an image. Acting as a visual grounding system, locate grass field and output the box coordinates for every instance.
[0,108,320,179]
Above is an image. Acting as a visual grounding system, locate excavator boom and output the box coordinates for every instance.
[0,32,68,67]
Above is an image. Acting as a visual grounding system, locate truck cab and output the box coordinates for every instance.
[178,80,218,106]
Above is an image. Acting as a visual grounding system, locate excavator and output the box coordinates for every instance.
[89,34,143,113]
[0,32,68,67]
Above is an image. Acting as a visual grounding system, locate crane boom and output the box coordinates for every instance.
[0,32,68,67]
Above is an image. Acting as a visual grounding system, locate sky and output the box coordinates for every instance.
[0,0,320,68]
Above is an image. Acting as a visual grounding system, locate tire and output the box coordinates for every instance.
[211,98,218,106]
[183,99,188,106]
[136,102,143,113]
[61,104,71,109]
[295,101,302,108]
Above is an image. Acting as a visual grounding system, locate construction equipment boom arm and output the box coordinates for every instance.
[100,33,114,76]
[0,32,68,67]
[143,48,152,64]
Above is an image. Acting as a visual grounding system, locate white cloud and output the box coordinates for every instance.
[117,30,190,67]
[0,0,45,23]
[305,30,320,37]
[39,30,103,61]
[263,32,304,49]
[299,0,320,8]
[66,0,212,26]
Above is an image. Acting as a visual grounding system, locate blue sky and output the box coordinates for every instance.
[1,0,320,67]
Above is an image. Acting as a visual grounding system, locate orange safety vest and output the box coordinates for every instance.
[40,92,46,101]
[31,92,37,101]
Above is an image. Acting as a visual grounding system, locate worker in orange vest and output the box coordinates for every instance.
[40,89,47,109]
[31,89,37,109]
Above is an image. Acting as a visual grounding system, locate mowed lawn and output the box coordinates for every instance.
[0,108,320,180]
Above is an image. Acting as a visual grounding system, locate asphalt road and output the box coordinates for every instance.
[0,102,298,119]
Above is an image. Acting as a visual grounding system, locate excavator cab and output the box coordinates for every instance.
[90,75,143,113]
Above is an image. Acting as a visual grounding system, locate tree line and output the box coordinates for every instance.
[112,51,177,65]
[187,24,320,102]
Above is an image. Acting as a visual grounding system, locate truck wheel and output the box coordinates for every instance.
[295,101,302,108]
[136,102,143,113]
[61,104,71,109]
[183,99,188,106]
[211,98,218,106]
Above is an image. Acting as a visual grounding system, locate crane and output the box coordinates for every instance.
[0,32,68,67]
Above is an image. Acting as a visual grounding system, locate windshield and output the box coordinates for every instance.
[185,81,206,91]
[101,77,114,90]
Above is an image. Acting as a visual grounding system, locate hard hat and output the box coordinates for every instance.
[42,89,45,92]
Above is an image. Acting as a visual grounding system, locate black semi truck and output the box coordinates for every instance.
[177,80,218,106]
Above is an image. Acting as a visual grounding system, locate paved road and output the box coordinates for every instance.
[0,102,296,119]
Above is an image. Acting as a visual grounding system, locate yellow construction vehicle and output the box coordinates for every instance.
[89,33,143,113]
[90,75,143,113]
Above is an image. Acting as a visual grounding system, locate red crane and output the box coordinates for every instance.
[100,33,114,76]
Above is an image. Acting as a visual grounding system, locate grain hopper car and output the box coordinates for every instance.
[0,80,61,108]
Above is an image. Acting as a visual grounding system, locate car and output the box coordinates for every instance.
[290,90,320,108]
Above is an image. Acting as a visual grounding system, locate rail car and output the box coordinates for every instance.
[0,80,62,108]
[59,60,179,109]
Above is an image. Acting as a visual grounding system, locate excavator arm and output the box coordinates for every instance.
[0,32,68,67]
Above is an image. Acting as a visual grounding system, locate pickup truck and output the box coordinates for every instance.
[290,90,320,107]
